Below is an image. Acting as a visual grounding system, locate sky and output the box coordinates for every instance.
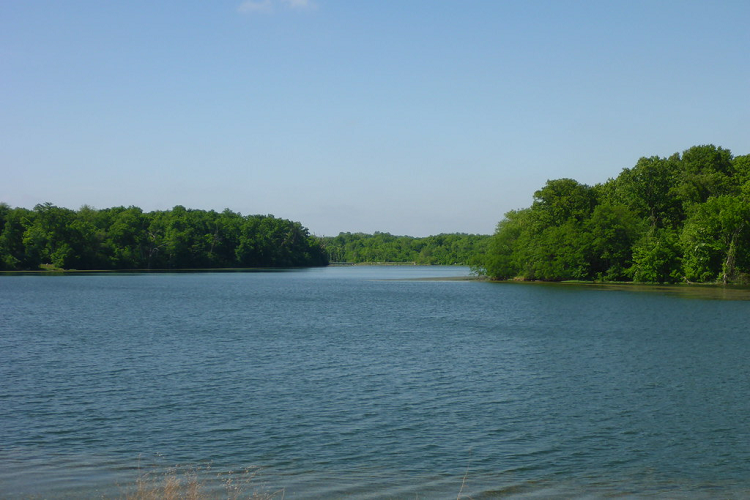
[1,1,749,237]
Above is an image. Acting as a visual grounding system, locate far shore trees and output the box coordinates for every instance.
[320,232,490,266]
[0,204,328,271]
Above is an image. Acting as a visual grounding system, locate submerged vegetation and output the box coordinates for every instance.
[478,144,750,284]
[0,205,328,270]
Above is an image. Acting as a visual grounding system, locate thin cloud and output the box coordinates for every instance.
[238,0,316,14]
[280,0,316,9]
[237,0,273,13]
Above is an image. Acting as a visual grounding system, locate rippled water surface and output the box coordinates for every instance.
[2,267,750,498]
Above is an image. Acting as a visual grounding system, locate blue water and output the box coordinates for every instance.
[2,266,750,498]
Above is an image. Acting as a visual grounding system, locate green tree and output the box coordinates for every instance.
[22,203,87,269]
[531,178,597,227]
[675,145,736,205]
[0,203,327,270]
[104,206,148,268]
[611,155,682,228]
[482,209,532,279]
[0,206,29,270]
[732,154,750,198]
[681,195,750,283]
[527,220,591,280]
[628,228,682,283]
[585,203,644,281]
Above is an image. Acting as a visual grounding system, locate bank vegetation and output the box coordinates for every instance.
[478,144,750,284]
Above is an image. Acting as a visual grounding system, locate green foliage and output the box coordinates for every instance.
[611,155,682,228]
[481,209,530,279]
[680,196,750,283]
[526,219,591,281]
[585,202,644,281]
[532,178,597,227]
[629,228,682,283]
[320,232,490,266]
[676,145,736,205]
[0,204,327,270]
[0,204,27,270]
[482,144,750,283]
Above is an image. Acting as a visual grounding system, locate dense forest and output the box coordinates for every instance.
[4,144,747,280]
[0,204,328,270]
[0,203,490,271]
[321,232,490,265]
[479,144,750,284]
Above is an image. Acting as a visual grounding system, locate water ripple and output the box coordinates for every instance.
[2,269,750,498]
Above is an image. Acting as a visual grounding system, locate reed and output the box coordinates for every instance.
[121,465,283,500]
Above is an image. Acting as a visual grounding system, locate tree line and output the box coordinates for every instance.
[320,232,490,265]
[479,144,750,284]
[5,143,745,280]
[0,204,328,270]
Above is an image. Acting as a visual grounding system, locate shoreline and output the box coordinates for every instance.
[5,266,750,300]
[481,278,750,300]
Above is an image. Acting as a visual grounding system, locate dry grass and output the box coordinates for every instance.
[118,461,473,499]
[121,465,283,500]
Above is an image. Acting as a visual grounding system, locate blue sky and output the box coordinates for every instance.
[2,1,748,236]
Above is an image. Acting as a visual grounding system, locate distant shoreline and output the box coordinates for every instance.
[1,263,472,274]
[0,267,314,275]
[5,267,750,300]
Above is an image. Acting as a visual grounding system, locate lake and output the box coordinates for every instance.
[2,266,750,498]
